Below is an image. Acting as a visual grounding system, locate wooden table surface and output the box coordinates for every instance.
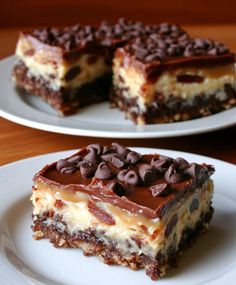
[0,25,236,166]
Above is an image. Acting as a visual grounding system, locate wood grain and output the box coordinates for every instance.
[0,25,236,166]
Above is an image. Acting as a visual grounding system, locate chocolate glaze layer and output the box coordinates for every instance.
[34,144,214,219]
[19,32,110,63]
[19,19,234,67]
[116,48,235,82]
[19,19,165,63]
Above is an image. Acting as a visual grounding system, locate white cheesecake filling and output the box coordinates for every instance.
[113,57,234,113]
[31,179,213,259]
[15,36,110,91]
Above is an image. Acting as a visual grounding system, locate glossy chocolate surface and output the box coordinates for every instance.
[34,144,214,218]
[116,47,235,82]
[20,19,234,66]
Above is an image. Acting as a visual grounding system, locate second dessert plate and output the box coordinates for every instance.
[1,56,236,138]
[0,148,236,285]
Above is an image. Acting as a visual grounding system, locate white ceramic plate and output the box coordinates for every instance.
[1,56,236,138]
[0,147,236,285]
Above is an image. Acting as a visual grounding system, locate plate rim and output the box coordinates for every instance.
[1,56,236,138]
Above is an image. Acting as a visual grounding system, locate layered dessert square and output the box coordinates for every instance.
[13,20,236,122]
[12,25,111,115]
[112,23,236,124]
[31,143,214,280]
[12,19,160,115]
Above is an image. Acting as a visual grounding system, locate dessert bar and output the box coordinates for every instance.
[13,19,236,123]
[31,143,214,280]
[12,19,159,115]
[112,23,236,124]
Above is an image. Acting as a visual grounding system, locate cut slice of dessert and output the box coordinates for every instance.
[112,23,236,124]
[31,143,214,280]
[12,19,161,115]
[12,24,111,115]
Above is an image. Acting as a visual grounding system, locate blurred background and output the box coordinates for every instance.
[1,0,236,27]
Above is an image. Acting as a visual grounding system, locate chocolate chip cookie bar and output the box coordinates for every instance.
[112,23,236,124]
[12,19,159,115]
[31,143,214,280]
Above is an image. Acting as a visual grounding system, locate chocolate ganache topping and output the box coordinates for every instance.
[29,18,158,50]
[127,33,229,63]
[29,19,188,51]
[55,143,215,199]
[96,19,186,45]
[31,25,98,51]
[29,18,229,63]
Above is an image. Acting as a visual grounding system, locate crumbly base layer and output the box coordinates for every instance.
[111,84,236,124]
[32,207,213,280]
[12,61,111,115]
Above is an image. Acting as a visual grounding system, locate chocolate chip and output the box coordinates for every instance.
[109,182,125,196]
[174,157,189,170]
[183,44,194,57]
[102,146,115,155]
[208,48,217,55]
[84,25,93,34]
[86,34,94,42]
[111,156,125,168]
[164,164,185,184]
[87,144,104,155]
[218,44,228,54]
[156,39,167,49]
[194,38,206,48]
[117,169,140,186]
[67,155,82,165]
[72,24,81,32]
[64,66,81,81]
[117,169,128,181]
[95,162,113,179]
[100,153,112,162]
[79,161,96,178]
[101,153,114,163]
[126,151,141,164]
[150,183,170,197]
[184,163,201,180]
[83,148,99,163]
[139,164,157,184]
[111,142,129,157]
[151,157,171,173]
[167,44,182,56]
[159,155,173,164]
[56,159,77,174]
[56,159,69,171]
[101,153,125,168]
